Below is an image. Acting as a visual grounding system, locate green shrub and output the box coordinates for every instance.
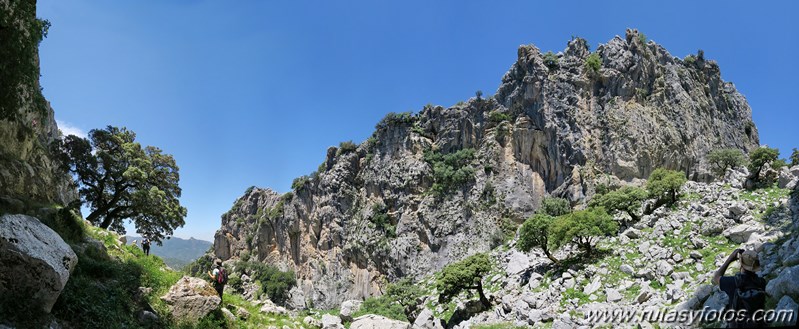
[708,148,747,176]
[538,197,571,217]
[549,207,618,256]
[773,158,788,171]
[291,175,311,191]
[237,261,296,305]
[646,168,686,206]
[337,140,358,156]
[352,295,407,323]
[638,32,647,44]
[353,278,424,323]
[790,148,799,167]
[748,147,780,181]
[376,112,415,131]
[487,110,511,124]
[424,148,476,195]
[517,214,558,263]
[370,204,396,238]
[589,186,648,224]
[436,253,492,308]
[543,51,559,69]
[684,55,696,65]
[475,90,483,100]
[585,53,601,74]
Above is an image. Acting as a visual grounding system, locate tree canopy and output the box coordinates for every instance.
[748,147,779,180]
[436,253,492,308]
[538,196,571,217]
[57,126,186,243]
[707,148,747,177]
[589,186,648,225]
[548,207,618,256]
[646,168,686,206]
[517,214,558,263]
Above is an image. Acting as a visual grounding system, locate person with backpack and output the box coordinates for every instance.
[712,248,767,328]
[141,237,151,256]
[208,259,228,303]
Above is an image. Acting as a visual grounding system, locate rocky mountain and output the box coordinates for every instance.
[126,235,212,269]
[0,0,76,210]
[209,29,760,309]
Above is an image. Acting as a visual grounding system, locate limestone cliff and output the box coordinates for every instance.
[0,0,76,208]
[211,29,759,309]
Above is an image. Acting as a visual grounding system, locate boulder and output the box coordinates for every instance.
[606,288,623,302]
[351,314,410,329]
[136,310,159,326]
[340,299,363,322]
[412,308,444,329]
[722,223,764,243]
[321,314,344,329]
[505,250,530,275]
[620,264,635,275]
[773,295,798,327]
[160,276,221,322]
[304,316,322,328]
[0,214,78,313]
[236,307,250,320]
[583,277,602,295]
[702,291,728,312]
[221,307,236,322]
[259,300,288,315]
[766,265,799,301]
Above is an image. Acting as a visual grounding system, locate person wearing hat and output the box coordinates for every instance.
[712,249,767,328]
[208,259,228,303]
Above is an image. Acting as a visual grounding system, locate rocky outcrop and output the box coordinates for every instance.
[160,276,221,322]
[339,300,363,322]
[210,30,759,308]
[0,0,77,208]
[0,214,78,313]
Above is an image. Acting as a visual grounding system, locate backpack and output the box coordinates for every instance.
[730,272,766,327]
[217,267,228,285]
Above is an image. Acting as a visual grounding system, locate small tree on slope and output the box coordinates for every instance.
[436,253,492,309]
[517,214,559,263]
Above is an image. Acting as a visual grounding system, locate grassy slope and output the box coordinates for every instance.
[17,207,315,329]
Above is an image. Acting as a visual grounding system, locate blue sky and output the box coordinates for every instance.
[38,1,799,241]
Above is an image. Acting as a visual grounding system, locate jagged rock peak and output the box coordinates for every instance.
[210,30,760,309]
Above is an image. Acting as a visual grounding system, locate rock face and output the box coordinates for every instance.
[160,276,221,322]
[0,0,77,207]
[0,214,78,313]
[210,30,759,308]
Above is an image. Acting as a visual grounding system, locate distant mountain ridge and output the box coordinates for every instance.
[126,235,212,270]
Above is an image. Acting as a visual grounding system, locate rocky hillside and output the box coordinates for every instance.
[0,0,76,209]
[449,171,799,328]
[210,29,760,309]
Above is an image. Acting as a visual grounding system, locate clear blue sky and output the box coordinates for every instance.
[38,0,798,241]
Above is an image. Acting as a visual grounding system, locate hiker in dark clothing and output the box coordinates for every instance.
[141,237,151,256]
[712,249,767,328]
[208,259,227,303]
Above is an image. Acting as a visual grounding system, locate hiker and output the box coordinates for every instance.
[141,237,151,256]
[208,259,227,303]
[712,248,767,328]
